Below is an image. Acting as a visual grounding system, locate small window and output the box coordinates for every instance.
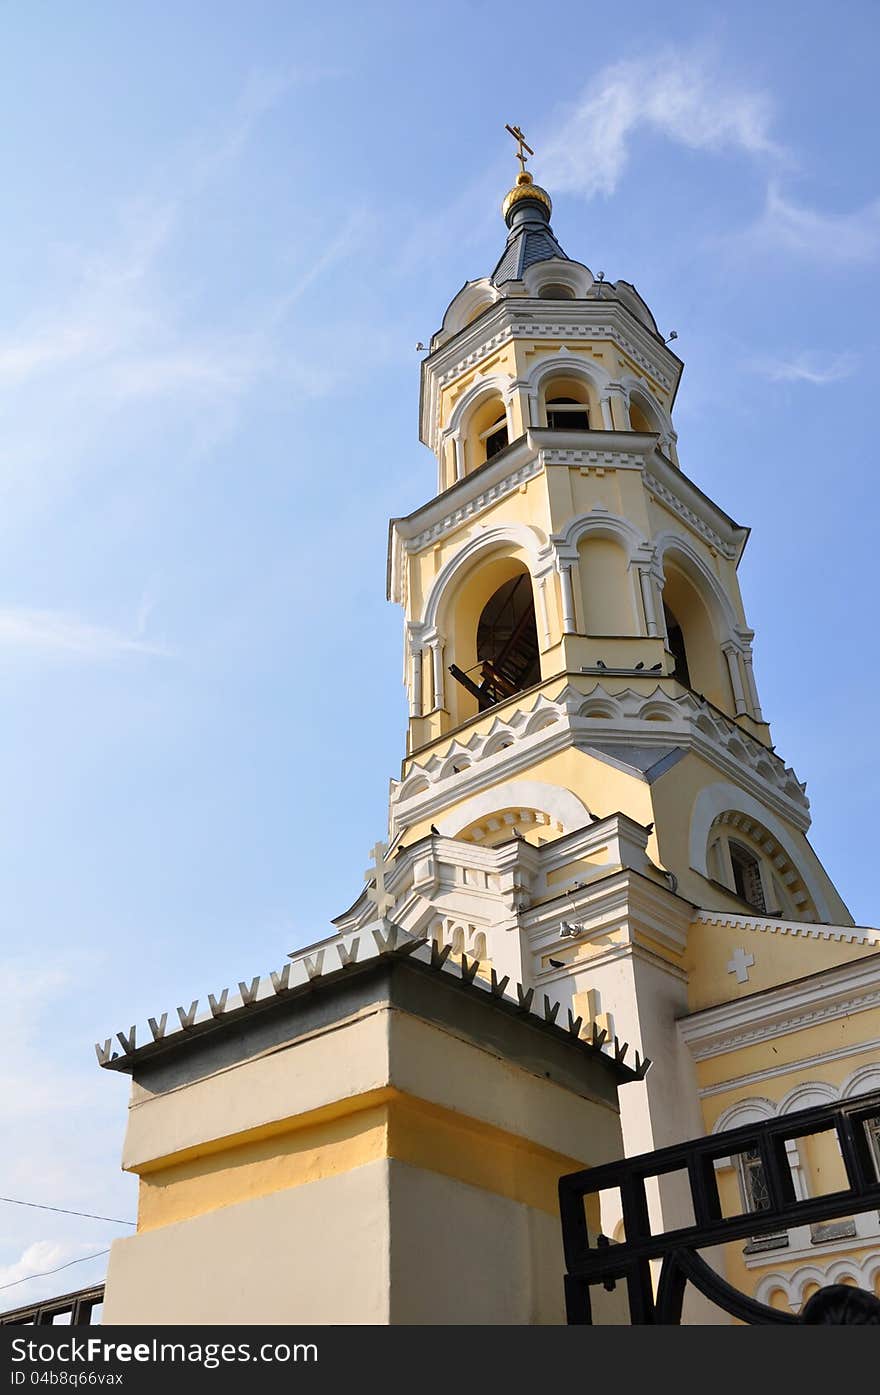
[865,1116,880,1180]
[739,1147,771,1212]
[482,414,509,460]
[546,396,590,431]
[729,840,767,912]
[539,283,575,300]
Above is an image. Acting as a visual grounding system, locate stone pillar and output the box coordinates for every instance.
[558,561,577,634]
[723,644,748,717]
[430,637,445,711]
[637,567,659,637]
[741,649,764,722]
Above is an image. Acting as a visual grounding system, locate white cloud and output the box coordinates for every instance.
[747,351,858,385]
[0,1240,108,1296]
[0,607,168,659]
[750,183,880,263]
[540,48,781,198]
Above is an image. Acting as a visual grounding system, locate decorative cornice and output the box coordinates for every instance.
[645,469,736,559]
[391,681,809,834]
[679,952,880,1061]
[694,909,879,946]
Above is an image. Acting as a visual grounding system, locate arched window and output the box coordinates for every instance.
[463,396,510,474]
[663,602,691,688]
[483,413,509,460]
[729,840,767,912]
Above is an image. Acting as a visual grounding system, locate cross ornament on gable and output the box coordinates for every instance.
[727,946,755,984]
[505,123,534,176]
[364,840,395,918]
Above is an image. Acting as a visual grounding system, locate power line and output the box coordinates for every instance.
[0,1249,110,1295]
[0,1197,134,1226]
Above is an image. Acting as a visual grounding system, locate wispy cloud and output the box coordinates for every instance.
[540,47,782,199]
[747,350,858,386]
[0,607,168,660]
[748,183,880,263]
[0,1240,108,1298]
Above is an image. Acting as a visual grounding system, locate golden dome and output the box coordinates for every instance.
[501,171,552,221]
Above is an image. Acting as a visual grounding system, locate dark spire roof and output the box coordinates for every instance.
[491,173,569,287]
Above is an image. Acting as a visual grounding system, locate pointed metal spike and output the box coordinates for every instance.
[372,922,399,953]
[613,1036,629,1063]
[116,1026,136,1054]
[459,952,480,984]
[490,970,510,998]
[148,1013,168,1041]
[270,964,291,994]
[567,1011,583,1037]
[208,990,228,1018]
[430,941,452,970]
[543,995,560,1024]
[94,1039,113,1065]
[303,950,325,980]
[239,977,261,1005]
[337,939,360,968]
[516,983,534,1012]
[177,1001,199,1030]
[636,1055,652,1079]
[395,933,429,956]
[591,1022,608,1049]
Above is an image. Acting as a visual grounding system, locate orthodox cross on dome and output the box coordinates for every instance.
[364,840,395,918]
[727,946,755,984]
[505,123,534,177]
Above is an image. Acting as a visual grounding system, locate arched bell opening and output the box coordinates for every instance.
[446,558,541,723]
[661,561,732,711]
[540,374,595,431]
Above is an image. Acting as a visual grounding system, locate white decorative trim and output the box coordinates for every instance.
[391,682,811,835]
[754,1252,880,1308]
[420,522,552,631]
[409,456,544,553]
[696,1038,880,1098]
[680,955,880,1064]
[645,472,736,558]
[435,779,590,838]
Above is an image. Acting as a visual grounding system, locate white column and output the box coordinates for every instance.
[741,649,764,722]
[535,575,551,648]
[411,646,423,717]
[452,431,465,482]
[599,395,614,431]
[723,644,748,716]
[558,562,577,634]
[431,639,446,711]
[638,567,659,637]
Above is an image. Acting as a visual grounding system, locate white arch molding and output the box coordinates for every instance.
[420,522,552,632]
[688,780,833,922]
[653,530,741,643]
[436,780,591,838]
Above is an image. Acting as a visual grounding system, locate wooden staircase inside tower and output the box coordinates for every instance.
[450,574,541,711]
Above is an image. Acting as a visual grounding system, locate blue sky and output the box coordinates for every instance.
[1,0,878,1307]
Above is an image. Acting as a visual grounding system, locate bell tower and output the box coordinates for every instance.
[383,145,848,932]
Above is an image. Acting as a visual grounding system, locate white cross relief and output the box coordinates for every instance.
[727,946,755,983]
[364,841,395,917]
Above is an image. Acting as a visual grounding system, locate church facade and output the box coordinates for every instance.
[97,148,880,1324]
